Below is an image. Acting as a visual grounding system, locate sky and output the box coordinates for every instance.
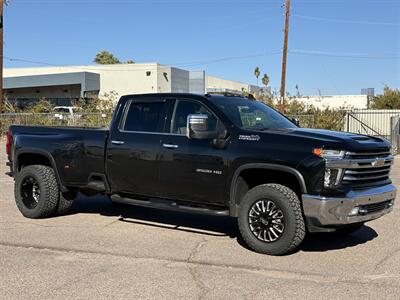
[4,0,400,96]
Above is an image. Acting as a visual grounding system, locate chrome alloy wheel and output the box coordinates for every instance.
[248,199,285,242]
[21,176,41,209]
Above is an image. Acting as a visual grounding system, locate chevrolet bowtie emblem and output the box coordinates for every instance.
[372,158,385,167]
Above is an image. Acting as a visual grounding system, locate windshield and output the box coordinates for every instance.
[212,97,297,130]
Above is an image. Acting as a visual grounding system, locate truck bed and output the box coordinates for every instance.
[9,125,109,188]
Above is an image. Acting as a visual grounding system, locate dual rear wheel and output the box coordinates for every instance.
[15,165,76,219]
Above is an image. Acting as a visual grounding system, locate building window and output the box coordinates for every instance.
[146,71,151,76]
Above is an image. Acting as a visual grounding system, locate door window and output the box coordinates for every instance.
[123,101,167,133]
[171,100,217,135]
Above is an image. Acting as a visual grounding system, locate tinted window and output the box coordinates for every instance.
[212,97,296,130]
[171,100,217,134]
[123,101,166,132]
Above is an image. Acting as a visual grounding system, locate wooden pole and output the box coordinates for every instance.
[280,0,290,113]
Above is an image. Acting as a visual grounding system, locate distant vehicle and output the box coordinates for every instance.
[53,106,82,119]
[5,93,396,255]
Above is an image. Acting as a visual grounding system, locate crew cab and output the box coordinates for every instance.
[5,93,396,255]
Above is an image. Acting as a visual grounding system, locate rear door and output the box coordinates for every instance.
[106,97,169,196]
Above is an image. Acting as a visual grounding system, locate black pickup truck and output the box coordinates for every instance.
[6,93,396,255]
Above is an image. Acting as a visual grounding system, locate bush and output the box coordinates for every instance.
[370,86,400,109]
[0,92,118,135]
[256,95,347,131]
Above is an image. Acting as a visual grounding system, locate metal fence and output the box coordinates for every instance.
[0,113,111,136]
[391,115,400,155]
[344,109,400,139]
[344,109,400,154]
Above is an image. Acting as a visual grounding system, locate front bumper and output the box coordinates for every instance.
[302,184,396,231]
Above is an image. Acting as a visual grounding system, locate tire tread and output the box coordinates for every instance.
[15,165,59,218]
[238,183,305,255]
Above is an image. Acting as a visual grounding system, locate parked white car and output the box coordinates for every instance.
[53,106,82,120]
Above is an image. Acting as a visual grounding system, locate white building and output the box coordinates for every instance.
[4,63,260,106]
[295,95,369,109]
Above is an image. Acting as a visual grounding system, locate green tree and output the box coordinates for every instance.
[370,86,400,109]
[254,67,260,85]
[125,59,135,64]
[261,73,270,87]
[94,51,121,64]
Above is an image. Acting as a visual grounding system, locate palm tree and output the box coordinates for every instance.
[254,67,261,85]
[262,74,270,87]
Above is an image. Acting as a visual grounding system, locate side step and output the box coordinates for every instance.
[110,195,229,216]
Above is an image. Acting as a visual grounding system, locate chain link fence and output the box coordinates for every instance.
[287,114,315,128]
[0,113,112,136]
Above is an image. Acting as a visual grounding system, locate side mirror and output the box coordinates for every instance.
[291,118,300,127]
[186,114,218,140]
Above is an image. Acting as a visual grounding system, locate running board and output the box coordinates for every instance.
[110,195,229,216]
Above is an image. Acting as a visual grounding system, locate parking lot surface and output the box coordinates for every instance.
[1,141,399,299]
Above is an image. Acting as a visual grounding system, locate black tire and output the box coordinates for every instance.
[57,191,77,215]
[14,165,59,219]
[335,223,364,235]
[238,183,306,256]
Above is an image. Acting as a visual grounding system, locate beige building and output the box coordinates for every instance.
[4,63,260,106]
[295,95,369,109]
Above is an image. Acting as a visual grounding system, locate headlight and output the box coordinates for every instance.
[313,148,345,187]
[313,148,345,159]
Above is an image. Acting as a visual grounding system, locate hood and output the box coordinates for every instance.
[250,127,391,151]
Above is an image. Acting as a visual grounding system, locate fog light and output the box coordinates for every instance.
[349,207,359,216]
[324,168,342,187]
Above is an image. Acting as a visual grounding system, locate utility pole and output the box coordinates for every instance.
[0,0,4,114]
[280,0,290,113]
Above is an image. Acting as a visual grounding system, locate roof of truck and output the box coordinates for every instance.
[123,92,253,101]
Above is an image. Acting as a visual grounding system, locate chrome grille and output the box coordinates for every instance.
[345,147,391,159]
[342,149,393,187]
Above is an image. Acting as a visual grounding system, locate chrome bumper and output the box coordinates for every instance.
[302,184,396,226]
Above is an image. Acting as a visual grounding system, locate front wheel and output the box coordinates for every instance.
[15,165,59,219]
[238,183,306,256]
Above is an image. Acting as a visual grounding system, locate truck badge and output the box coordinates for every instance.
[238,135,260,142]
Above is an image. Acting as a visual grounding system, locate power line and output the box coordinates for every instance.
[173,51,282,68]
[289,50,400,59]
[4,51,283,71]
[4,48,399,75]
[292,13,400,26]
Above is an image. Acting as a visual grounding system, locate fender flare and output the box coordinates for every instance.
[15,148,67,192]
[229,163,307,216]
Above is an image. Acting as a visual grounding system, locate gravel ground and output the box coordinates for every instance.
[0,141,399,299]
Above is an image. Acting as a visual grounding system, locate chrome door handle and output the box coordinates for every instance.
[162,143,179,149]
[111,140,125,145]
